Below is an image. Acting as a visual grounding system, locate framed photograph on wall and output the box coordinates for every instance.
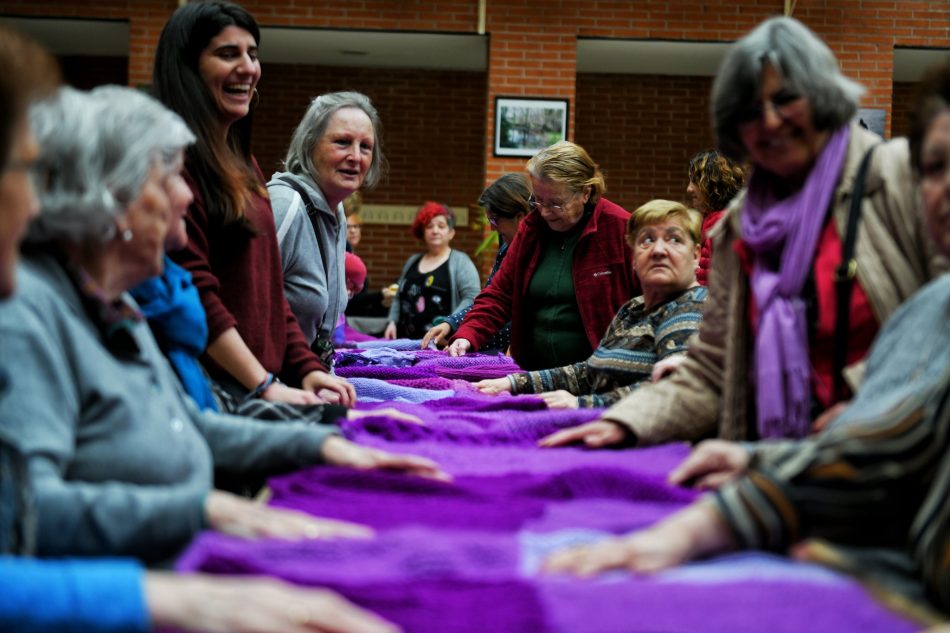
[493,97,569,157]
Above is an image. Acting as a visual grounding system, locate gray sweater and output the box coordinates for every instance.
[0,253,336,562]
[267,172,348,344]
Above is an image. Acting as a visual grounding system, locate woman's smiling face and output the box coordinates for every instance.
[198,25,261,129]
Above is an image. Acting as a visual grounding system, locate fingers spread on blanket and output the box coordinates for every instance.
[667,439,750,490]
[320,436,452,483]
[537,420,626,449]
[205,490,372,541]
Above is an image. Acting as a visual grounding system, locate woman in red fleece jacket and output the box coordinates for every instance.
[686,149,746,285]
[153,1,355,407]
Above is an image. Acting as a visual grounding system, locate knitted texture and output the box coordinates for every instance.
[177,356,920,633]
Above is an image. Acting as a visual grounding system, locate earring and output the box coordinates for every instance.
[250,88,260,110]
[121,229,133,242]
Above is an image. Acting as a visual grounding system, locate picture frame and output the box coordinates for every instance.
[493,96,569,157]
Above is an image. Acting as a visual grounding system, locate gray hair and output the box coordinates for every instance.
[27,85,195,246]
[284,91,387,190]
[712,16,865,160]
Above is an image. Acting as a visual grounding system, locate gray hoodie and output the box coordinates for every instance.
[267,171,348,345]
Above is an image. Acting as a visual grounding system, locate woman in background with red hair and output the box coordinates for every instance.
[383,202,479,339]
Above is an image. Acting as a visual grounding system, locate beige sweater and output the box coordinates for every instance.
[603,124,947,445]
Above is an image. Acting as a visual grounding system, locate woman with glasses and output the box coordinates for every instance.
[448,141,638,371]
[542,16,943,450]
[383,202,480,340]
[420,173,531,351]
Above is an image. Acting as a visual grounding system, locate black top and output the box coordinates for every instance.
[398,258,453,338]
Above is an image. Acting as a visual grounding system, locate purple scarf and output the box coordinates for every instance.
[740,125,850,439]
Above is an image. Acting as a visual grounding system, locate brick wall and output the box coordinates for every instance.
[3,0,948,284]
[576,73,716,212]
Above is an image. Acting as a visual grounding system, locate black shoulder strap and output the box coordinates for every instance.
[276,175,332,330]
[832,144,877,401]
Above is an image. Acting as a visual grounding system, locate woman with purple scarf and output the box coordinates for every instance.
[542,16,944,450]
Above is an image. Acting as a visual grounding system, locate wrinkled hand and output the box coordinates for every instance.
[204,490,372,540]
[446,338,472,357]
[145,572,401,633]
[651,354,688,382]
[347,407,425,426]
[263,381,325,405]
[667,439,751,490]
[383,322,397,340]
[543,527,693,578]
[543,500,731,577]
[540,390,579,409]
[303,371,356,408]
[321,436,452,482]
[811,401,849,434]
[421,323,452,349]
[474,377,511,395]
[538,420,628,449]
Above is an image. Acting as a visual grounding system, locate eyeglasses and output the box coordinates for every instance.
[528,192,577,213]
[735,89,803,126]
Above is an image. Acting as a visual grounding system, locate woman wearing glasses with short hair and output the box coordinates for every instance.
[448,140,638,371]
[541,16,945,451]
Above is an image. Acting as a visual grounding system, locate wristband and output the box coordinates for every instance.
[245,372,276,401]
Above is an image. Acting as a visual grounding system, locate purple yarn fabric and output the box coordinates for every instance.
[176,360,921,633]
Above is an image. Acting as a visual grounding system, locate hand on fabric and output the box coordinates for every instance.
[446,338,472,357]
[667,440,751,490]
[382,322,397,340]
[811,401,849,434]
[420,322,452,349]
[263,381,325,405]
[204,490,372,541]
[144,572,401,633]
[474,377,511,395]
[540,390,579,409]
[651,354,688,382]
[347,407,425,426]
[303,371,356,407]
[538,420,628,449]
[542,500,731,577]
[321,436,452,482]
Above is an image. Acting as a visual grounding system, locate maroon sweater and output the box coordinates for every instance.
[171,161,325,387]
[453,197,639,367]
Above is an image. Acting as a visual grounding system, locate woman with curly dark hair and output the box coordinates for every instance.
[686,149,746,284]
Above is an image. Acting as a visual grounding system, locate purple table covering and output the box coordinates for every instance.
[178,349,921,633]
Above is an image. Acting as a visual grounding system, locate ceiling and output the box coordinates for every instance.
[2,15,946,80]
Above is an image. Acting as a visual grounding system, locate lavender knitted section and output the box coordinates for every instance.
[176,361,921,633]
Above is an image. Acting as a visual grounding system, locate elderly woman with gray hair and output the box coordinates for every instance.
[268,91,386,358]
[0,84,443,564]
[542,16,944,450]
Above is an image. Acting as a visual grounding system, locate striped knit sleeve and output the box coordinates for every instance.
[714,379,950,553]
[510,361,593,396]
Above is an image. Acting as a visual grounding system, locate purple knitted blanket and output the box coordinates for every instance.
[177,350,920,633]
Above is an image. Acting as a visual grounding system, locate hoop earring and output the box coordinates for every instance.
[250,88,260,110]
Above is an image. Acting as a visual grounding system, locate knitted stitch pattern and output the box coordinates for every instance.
[177,348,920,633]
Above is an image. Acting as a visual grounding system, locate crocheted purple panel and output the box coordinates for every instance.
[176,361,919,633]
